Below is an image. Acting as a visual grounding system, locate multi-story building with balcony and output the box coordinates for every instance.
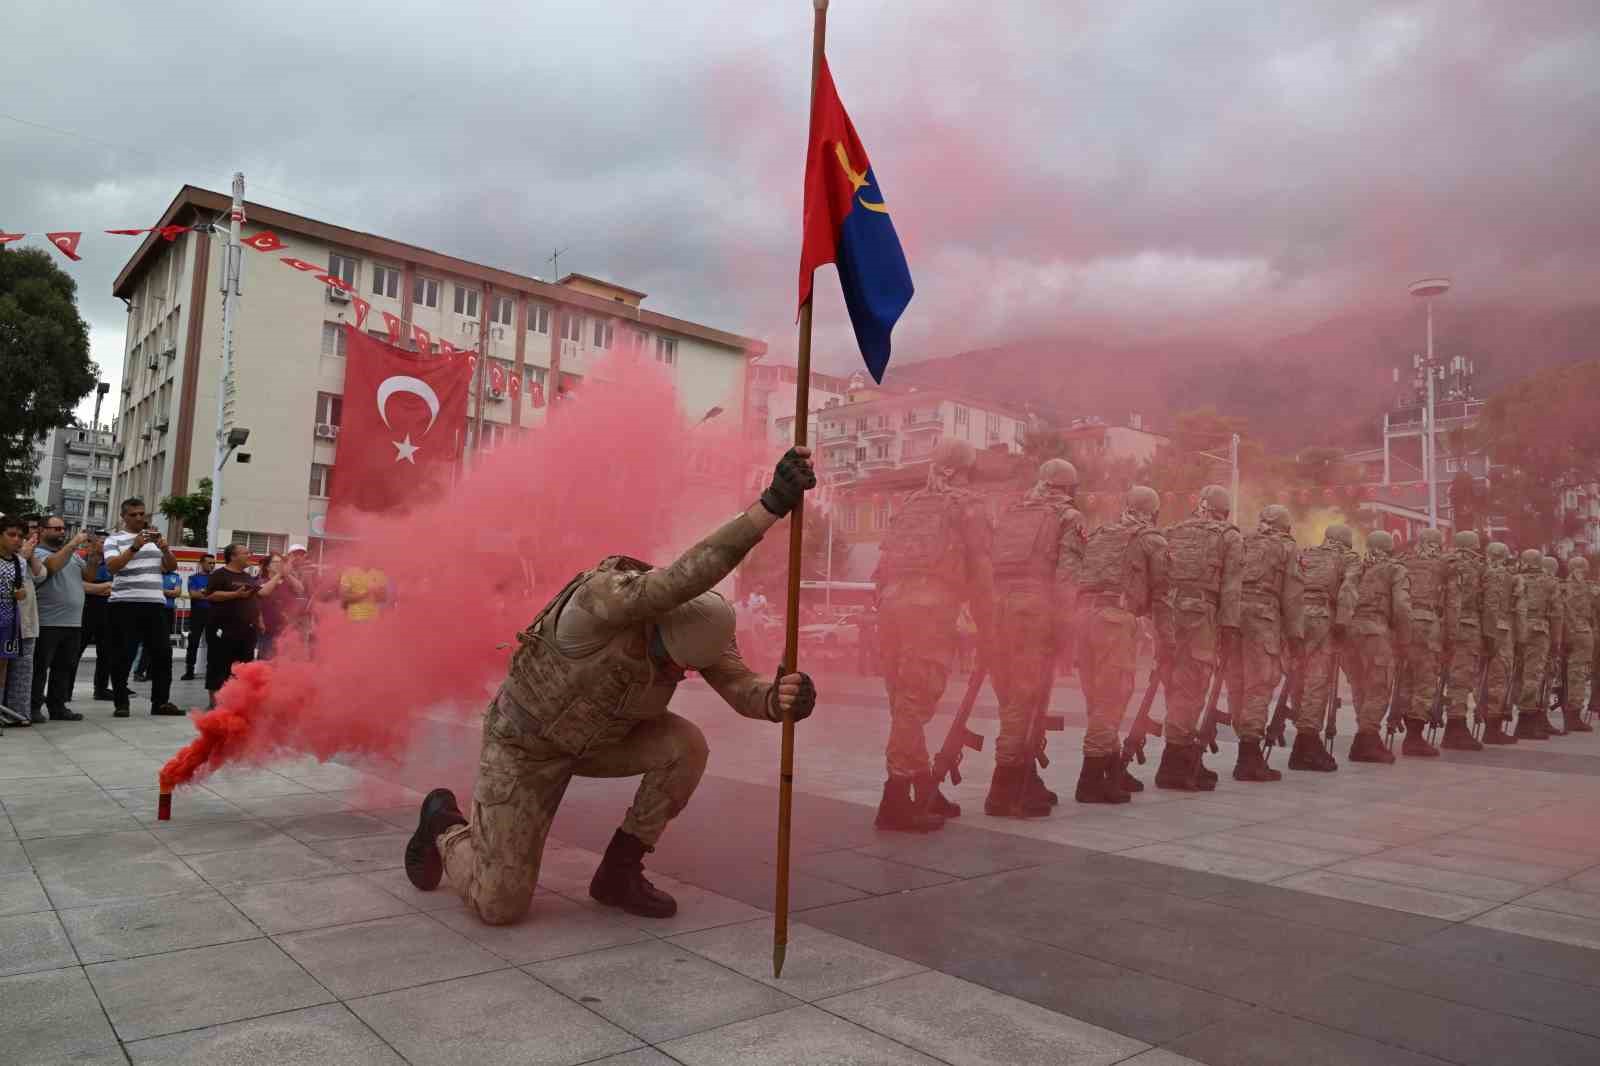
[30,422,117,528]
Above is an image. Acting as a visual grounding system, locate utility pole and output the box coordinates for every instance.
[547,246,569,281]
[1409,278,1451,530]
[205,172,245,551]
[87,381,109,529]
[1229,433,1240,515]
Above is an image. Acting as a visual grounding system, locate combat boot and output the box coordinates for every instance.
[913,773,962,819]
[1233,738,1283,782]
[1288,730,1338,772]
[1514,712,1547,740]
[1481,718,1517,745]
[986,765,1052,817]
[1545,710,1567,737]
[1348,730,1396,764]
[1113,758,1145,794]
[1026,766,1060,806]
[1074,755,1130,804]
[1565,707,1594,733]
[875,777,945,833]
[1401,718,1440,757]
[1440,718,1483,751]
[1155,743,1215,791]
[589,829,677,919]
[1192,748,1219,789]
[404,788,468,891]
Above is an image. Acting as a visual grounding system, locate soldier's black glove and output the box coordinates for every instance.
[770,669,816,723]
[760,448,816,518]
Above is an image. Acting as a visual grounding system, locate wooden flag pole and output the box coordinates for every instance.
[774,0,829,981]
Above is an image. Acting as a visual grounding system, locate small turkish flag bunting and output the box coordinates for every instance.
[530,381,545,408]
[467,354,478,375]
[490,363,507,393]
[315,273,352,292]
[242,231,285,253]
[157,225,188,241]
[439,340,460,359]
[413,325,433,352]
[0,233,24,246]
[281,257,321,273]
[352,296,371,330]
[45,232,83,260]
[382,312,404,345]
[105,228,151,236]
[509,372,520,395]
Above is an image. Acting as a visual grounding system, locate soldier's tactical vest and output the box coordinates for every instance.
[498,556,678,756]
[1446,551,1483,633]
[1481,564,1516,634]
[993,497,1067,582]
[1564,579,1593,636]
[1298,544,1343,612]
[1521,570,1557,634]
[1166,518,1231,602]
[878,489,964,583]
[1401,552,1447,619]
[1077,519,1144,603]
[1350,557,1397,629]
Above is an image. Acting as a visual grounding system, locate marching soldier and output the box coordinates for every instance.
[1289,524,1355,771]
[1479,541,1519,745]
[1394,528,1453,757]
[874,438,994,831]
[1229,505,1303,782]
[987,459,1084,817]
[1543,556,1567,736]
[1156,485,1242,792]
[1336,529,1411,764]
[1065,486,1167,802]
[1559,556,1595,734]
[1513,549,1560,740]
[1439,530,1486,751]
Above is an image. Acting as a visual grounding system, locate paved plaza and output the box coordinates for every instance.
[5,655,1600,1065]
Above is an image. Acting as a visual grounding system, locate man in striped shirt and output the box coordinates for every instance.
[104,498,183,717]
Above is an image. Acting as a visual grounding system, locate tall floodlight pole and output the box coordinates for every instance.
[206,173,245,550]
[1229,433,1239,514]
[1409,278,1451,530]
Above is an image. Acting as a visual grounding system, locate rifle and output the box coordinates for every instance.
[931,664,987,787]
[1545,650,1567,735]
[1323,646,1343,744]
[1426,662,1448,742]
[1265,656,1297,749]
[1195,636,1234,755]
[1472,649,1491,738]
[1023,652,1065,772]
[1120,656,1169,773]
[1500,644,1524,722]
[1383,657,1407,749]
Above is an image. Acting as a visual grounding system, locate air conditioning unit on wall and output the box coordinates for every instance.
[327,287,351,303]
[314,423,341,440]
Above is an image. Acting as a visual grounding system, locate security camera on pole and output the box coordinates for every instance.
[206,173,246,551]
[1408,277,1451,531]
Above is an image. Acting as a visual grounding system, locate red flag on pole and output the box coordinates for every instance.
[242,231,285,253]
[381,312,404,345]
[0,233,24,246]
[45,232,82,261]
[530,381,545,408]
[352,296,371,331]
[328,326,470,522]
[413,325,433,353]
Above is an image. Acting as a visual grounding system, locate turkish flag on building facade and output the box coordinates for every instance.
[329,326,470,523]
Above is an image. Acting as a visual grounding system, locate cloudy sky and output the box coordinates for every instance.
[4,0,1596,421]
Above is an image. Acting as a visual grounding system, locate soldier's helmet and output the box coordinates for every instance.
[657,590,737,670]
[930,439,978,473]
[1198,484,1231,520]
[1487,541,1510,563]
[1519,548,1543,569]
[1418,528,1444,553]
[1125,485,1160,521]
[1259,504,1292,533]
[1453,530,1480,551]
[1571,556,1590,575]
[1037,459,1078,489]
[1324,524,1354,549]
[1367,530,1394,555]
[1543,555,1559,576]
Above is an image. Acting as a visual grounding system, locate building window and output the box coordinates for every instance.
[954,405,970,428]
[877,501,891,528]
[986,413,1002,440]
[236,530,288,556]
[855,446,867,462]
[561,313,584,343]
[526,303,550,334]
[873,443,890,459]
[413,277,440,308]
[453,286,480,318]
[527,365,548,386]
[62,497,83,517]
[593,319,613,350]
[320,322,348,357]
[308,463,334,498]
[844,508,858,533]
[655,336,678,365]
[371,266,401,299]
[1015,422,1027,444]
[315,392,343,427]
[492,295,514,326]
[328,254,358,290]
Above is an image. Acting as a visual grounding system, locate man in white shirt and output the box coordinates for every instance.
[103,498,182,717]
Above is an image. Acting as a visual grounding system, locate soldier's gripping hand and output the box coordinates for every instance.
[760,447,817,518]
[770,670,816,723]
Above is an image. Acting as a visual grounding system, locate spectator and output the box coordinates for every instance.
[339,564,389,623]
[78,532,115,699]
[181,555,214,680]
[21,515,41,541]
[136,570,182,682]
[104,498,182,717]
[0,516,33,727]
[258,551,306,658]
[4,525,44,724]
[205,543,282,704]
[30,516,91,722]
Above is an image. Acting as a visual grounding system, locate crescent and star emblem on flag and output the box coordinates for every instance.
[376,375,440,464]
[833,143,889,213]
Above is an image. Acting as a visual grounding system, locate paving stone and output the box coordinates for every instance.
[818,969,1148,1065]
[348,968,641,1066]
[88,937,332,1041]
[112,785,251,823]
[855,825,1078,878]
[585,1051,689,1066]
[1415,922,1600,989]
[200,771,310,799]
[0,911,77,976]
[670,917,925,1001]
[303,830,410,872]
[1113,1052,1208,1066]
[274,912,504,998]
[1329,856,1532,903]
[362,866,466,912]
[6,796,143,837]
[1118,842,1318,883]
[271,810,396,841]
[151,817,298,855]
[1169,1005,1454,1066]
[1209,881,1452,945]
[183,841,346,889]
[553,871,770,936]
[526,939,800,1044]
[1274,870,1497,921]
[0,869,51,916]
[1180,830,1354,868]
[231,791,355,817]
[431,891,650,964]
[60,886,260,962]
[124,1003,405,1065]
[1471,904,1600,950]
[1385,845,1572,887]
[223,872,415,934]
[660,1004,943,1065]
[785,848,956,894]
[37,846,206,907]
[1518,886,1600,921]
[0,965,120,1062]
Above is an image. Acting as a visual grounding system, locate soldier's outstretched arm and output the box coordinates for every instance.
[577,448,815,625]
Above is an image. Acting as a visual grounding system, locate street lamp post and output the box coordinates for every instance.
[1409,278,1451,530]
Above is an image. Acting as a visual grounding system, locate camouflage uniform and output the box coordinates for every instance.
[437,515,779,926]
[1479,545,1518,736]
[1442,543,1484,723]
[1229,511,1304,746]
[1559,562,1594,733]
[1289,529,1354,770]
[1513,552,1560,739]
[1336,533,1411,762]
[1396,535,1454,726]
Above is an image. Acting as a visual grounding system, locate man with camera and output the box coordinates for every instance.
[103,498,182,717]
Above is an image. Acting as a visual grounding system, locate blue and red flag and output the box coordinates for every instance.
[798,58,913,384]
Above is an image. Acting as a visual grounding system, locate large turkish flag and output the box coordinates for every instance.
[330,325,470,523]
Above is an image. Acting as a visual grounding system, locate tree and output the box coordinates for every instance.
[0,247,99,511]
[738,504,850,598]
[1448,471,1483,534]
[160,478,212,546]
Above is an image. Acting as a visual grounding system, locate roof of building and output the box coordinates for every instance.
[556,272,648,301]
[776,384,1033,424]
[112,185,765,356]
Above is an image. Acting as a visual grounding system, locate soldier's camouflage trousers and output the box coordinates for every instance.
[1443,623,1481,722]
[878,577,959,780]
[1565,631,1594,714]
[439,696,708,926]
[1351,630,1395,734]
[1162,594,1219,746]
[1482,626,1515,720]
[992,581,1053,768]
[1398,616,1442,723]
[1295,612,1335,735]
[1080,605,1137,757]
[1225,605,1283,743]
[1517,631,1552,711]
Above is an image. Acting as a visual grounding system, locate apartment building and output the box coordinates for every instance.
[30,423,116,528]
[746,363,855,446]
[109,186,765,552]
